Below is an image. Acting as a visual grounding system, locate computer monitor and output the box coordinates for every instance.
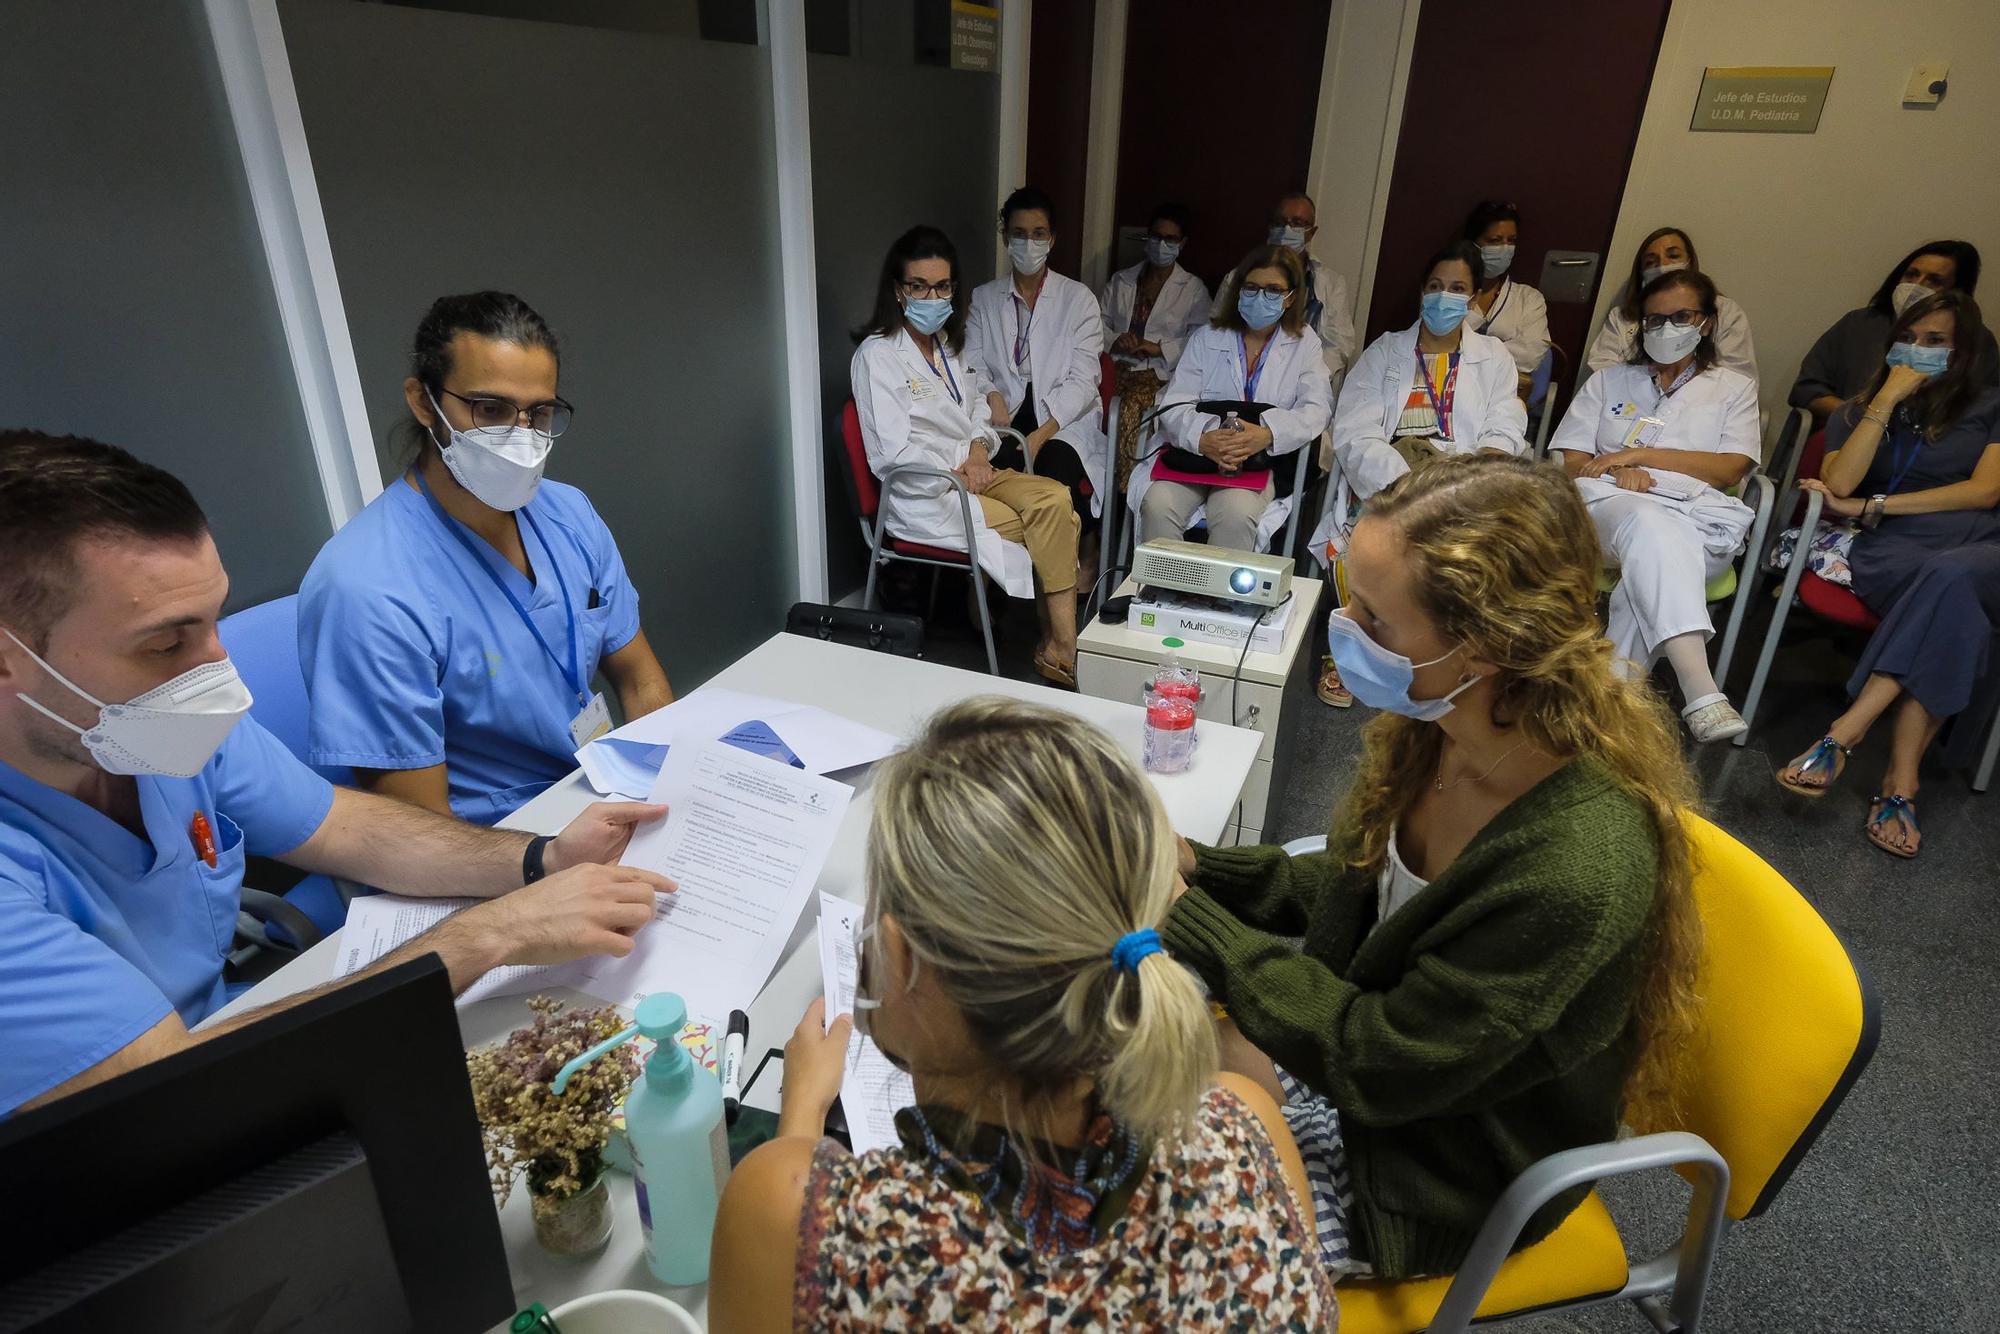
[0,956,514,1334]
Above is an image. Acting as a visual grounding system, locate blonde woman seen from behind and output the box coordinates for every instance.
[1165,455,1702,1282]
[710,700,1336,1332]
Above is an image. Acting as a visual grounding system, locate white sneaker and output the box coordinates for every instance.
[1682,694,1747,744]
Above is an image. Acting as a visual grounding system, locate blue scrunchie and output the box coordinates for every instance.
[1110,928,1164,974]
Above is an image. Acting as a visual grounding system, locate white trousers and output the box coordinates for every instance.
[1588,490,1735,666]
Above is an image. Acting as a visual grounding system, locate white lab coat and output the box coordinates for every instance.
[1099,261,1211,378]
[1329,321,1529,502]
[963,269,1107,512]
[1129,323,1334,552]
[1585,293,1758,384]
[1552,361,1760,664]
[850,329,1035,599]
[1469,276,1551,378]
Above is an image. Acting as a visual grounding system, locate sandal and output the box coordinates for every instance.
[1776,736,1851,797]
[1865,794,1921,859]
[1033,649,1077,690]
[1317,655,1354,708]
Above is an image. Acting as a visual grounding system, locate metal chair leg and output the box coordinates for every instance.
[1735,489,1820,747]
[970,571,999,675]
[1715,473,1773,686]
[863,523,884,611]
[1976,697,2000,793]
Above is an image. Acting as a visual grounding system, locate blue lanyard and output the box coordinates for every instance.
[922,343,963,405]
[1476,279,1512,333]
[1239,332,1275,399]
[415,475,587,705]
[1884,419,1922,496]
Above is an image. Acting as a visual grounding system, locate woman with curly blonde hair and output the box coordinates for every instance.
[1164,453,1702,1281]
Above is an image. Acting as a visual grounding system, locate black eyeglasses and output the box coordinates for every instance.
[440,387,574,437]
[898,279,956,300]
[1639,310,1706,332]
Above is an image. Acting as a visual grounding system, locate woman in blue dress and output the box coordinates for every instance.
[1776,291,2000,857]
[299,292,674,823]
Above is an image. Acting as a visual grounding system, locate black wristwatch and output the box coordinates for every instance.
[522,834,554,884]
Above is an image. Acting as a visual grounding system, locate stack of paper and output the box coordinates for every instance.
[575,687,899,800]
[335,739,854,1035]
[816,892,917,1156]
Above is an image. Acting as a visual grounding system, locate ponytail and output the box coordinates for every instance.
[865,698,1216,1148]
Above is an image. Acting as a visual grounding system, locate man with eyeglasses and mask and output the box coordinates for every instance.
[1213,190,1357,386]
[299,291,674,825]
[0,430,676,1115]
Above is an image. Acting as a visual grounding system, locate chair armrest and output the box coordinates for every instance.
[877,464,982,559]
[1426,1130,1731,1333]
[991,425,1031,473]
[236,886,325,953]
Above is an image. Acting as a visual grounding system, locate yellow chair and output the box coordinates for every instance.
[1281,816,1879,1333]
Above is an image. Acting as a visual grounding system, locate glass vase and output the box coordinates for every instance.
[530,1171,613,1257]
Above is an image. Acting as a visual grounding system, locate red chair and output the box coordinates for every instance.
[838,399,1000,674]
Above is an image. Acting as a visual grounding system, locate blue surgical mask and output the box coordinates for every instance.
[1238,288,1285,330]
[1886,340,1952,375]
[1326,611,1481,721]
[903,297,952,336]
[1420,290,1471,336]
[1268,224,1308,253]
[1145,237,1182,268]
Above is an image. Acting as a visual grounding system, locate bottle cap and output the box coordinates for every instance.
[1146,698,1196,730]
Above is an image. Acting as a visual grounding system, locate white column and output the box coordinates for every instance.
[201,0,380,531]
[1303,0,1423,338]
[996,0,1033,275]
[768,0,829,603]
[1078,0,1128,294]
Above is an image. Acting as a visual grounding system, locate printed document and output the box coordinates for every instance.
[816,891,916,1156]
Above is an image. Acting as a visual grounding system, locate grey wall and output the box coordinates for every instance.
[0,2,331,610]
[807,49,1000,597]
[280,0,795,688]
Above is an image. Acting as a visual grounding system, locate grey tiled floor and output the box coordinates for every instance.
[906,584,1998,1333]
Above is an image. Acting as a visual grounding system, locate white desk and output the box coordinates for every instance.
[1077,576,1324,847]
[213,632,1262,1329]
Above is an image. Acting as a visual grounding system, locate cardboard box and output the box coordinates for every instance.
[1131,587,1295,655]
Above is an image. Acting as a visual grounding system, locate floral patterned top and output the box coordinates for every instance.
[794,1087,1336,1330]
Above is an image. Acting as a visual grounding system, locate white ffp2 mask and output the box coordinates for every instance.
[429,390,552,512]
[1643,321,1705,364]
[6,629,252,778]
[1006,237,1052,276]
[1893,281,1932,316]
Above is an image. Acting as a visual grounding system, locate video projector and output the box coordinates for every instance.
[1131,539,1293,608]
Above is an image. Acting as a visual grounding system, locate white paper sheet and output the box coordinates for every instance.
[816,891,916,1156]
[574,686,899,799]
[334,742,852,1028]
[614,740,854,1031]
[335,894,566,1004]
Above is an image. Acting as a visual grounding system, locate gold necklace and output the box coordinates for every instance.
[1436,738,1529,792]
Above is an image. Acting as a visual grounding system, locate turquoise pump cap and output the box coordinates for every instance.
[550,991,690,1096]
[634,992,686,1040]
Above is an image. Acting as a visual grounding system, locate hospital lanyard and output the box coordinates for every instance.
[1011,270,1047,367]
[1475,279,1511,333]
[415,474,587,706]
[920,342,963,405]
[1882,421,1923,495]
[1415,349,1461,437]
[1239,331,1277,400]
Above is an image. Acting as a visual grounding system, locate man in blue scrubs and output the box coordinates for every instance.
[0,431,674,1116]
[300,292,675,824]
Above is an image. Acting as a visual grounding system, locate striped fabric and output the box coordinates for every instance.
[1276,1066,1371,1280]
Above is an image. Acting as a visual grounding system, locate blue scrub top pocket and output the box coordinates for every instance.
[199,811,249,957]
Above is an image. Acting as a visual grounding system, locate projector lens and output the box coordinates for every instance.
[1230,567,1256,595]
